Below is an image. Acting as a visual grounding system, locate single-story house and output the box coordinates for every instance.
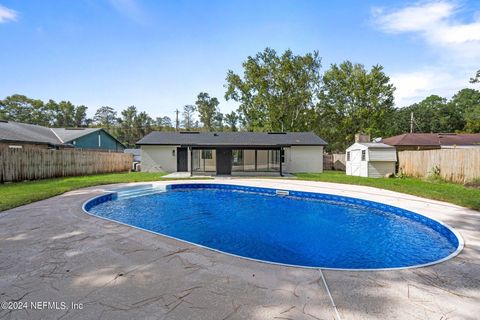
[136,131,327,175]
[346,142,397,178]
[0,120,125,151]
[381,133,480,151]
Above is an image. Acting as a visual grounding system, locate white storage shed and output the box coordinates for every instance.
[346,143,397,178]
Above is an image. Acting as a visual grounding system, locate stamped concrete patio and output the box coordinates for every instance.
[0,179,479,320]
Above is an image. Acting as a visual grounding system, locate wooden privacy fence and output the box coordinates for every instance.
[0,146,133,182]
[398,149,480,183]
[323,153,346,171]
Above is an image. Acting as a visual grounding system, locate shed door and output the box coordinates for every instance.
[350,150,362,176]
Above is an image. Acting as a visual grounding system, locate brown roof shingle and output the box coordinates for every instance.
[381,133,480,146]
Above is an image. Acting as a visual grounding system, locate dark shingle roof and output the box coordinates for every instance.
[381,133,480,146]
[137,132,327,147]
[0,121,61,145]
[0,121,124,147]
[51,127,102,143]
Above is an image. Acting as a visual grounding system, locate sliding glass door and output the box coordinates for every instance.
[192,149,216,172]
[231,149,280,172]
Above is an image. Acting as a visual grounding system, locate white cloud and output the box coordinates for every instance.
[372,1,480,106]
[390,69,476,106]
[108,0,148,25]
[373,1,480,45]
[0,4,17,23]
[373,2,452,32]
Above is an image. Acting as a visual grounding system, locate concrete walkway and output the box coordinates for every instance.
[0,179,479,319]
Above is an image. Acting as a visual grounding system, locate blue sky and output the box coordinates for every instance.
[0,0,479,120]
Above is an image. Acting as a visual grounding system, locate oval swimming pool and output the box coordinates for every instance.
[83,183,463,270]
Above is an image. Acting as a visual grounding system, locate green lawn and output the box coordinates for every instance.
[294,171,480,210]
[2,171,479,212]
[0,172,200,212]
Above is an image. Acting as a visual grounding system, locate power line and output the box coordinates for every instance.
[175,109,179,132]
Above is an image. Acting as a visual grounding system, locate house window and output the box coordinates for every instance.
[201,150,212,159]
[347,151,350,161]
[98,134,101,147]
[361,150,366,161]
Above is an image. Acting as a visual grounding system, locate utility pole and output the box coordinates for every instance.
[175,109,179,132]
[410,112,414,133]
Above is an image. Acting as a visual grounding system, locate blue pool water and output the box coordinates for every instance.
[85,184,461,269]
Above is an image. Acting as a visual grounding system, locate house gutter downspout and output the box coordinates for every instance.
[189,147,193,177]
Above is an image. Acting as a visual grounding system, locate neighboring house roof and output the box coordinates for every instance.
[0,120,125,148]
[381,133,480,146]
[0,120,61,145]
[137,132,327,147]
[50,127,102,143]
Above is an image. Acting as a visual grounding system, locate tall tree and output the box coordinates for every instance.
[470,69,480,84]
[155,116,173,131]
[54,101,76,127]
[225,48,322,131]
[74,105,89,127]
[317,61,396,151]
[181,105,196,130]
[135,111,153,139]
[0,94,51,125]
[93,106,118,128]
[464,107,480,132]
[213,112,224,131]
[118,106,138,146]
[392,95,466,135]
[195,92,219,131]
[450,88,480,133]
[225,111,239,131]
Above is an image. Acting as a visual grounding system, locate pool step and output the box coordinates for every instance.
[116,185,166,200]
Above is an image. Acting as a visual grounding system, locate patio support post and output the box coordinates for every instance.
[280,147,283,177]
[189,147,193,177]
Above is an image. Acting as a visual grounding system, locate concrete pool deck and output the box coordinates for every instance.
[0,179,479,319]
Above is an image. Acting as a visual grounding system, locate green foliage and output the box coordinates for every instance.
[181,105,196,131]
[0,94,52,126]
[390,89,480,135]
[225,48,321,132]
[224,111,239,131]
[93,106,118,128]
[0,95,90,128]
[54,101,76,127]
[316,62,396,151]
[451,89,480,133]
[470,69,480,84]
[195,92,220,131]
[116,106,154,147]
[464,106,480,132]
[155,116,174,131]
[427,165,443,183]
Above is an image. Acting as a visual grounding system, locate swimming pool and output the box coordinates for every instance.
[83,183,463,270]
